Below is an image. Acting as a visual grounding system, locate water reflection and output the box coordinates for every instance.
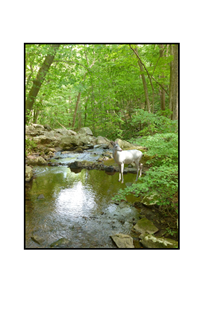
[56,180,96,217]
[25,166,139,248]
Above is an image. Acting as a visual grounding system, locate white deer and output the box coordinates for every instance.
[111,141,143,183]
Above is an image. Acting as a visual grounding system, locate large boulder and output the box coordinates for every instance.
[140,234,178,248]
[133,217,159,235]
[25,165,33,182]
[78,127,93,135]
[110,233,134,248]
[60,134,95,150]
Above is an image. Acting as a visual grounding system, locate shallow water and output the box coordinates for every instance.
[25,152,141,248]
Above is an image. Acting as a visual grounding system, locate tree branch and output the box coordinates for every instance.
[129,44,169,96]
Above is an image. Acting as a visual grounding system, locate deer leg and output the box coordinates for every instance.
[139,163,143,178]
[121,163,124,183]
[118,164,121,182]
[134,161,139,181]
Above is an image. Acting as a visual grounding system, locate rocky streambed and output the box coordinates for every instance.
[25,125,178,249]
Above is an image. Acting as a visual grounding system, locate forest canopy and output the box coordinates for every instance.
[25,43,178,140]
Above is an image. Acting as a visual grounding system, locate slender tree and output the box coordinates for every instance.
[26,44,60,122]
[169,44,178,120]
[159,44,166,111]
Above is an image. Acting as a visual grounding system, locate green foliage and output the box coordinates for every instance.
[138,132,178,166]
[113,131,178,214]
[25,44,175,133]
[129,109,177,137]
[166,227,178,236]
[113,165,178,212]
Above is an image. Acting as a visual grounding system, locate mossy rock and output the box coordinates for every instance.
[140,234,178,248]
[133,217,158,234]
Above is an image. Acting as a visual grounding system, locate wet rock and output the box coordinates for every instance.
[110,233,134,248]
[50,238,69,248]
[31,235,44,245]
[133,217,158,234]
[140,234,178,249]
[69,160,94,169]
[25,165,33,182]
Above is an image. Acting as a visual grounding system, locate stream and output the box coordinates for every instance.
[25,147,142,248]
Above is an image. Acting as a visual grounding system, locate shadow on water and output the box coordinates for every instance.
[25,164,140,248]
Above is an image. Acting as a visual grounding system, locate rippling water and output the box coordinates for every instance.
[25,158,140,248]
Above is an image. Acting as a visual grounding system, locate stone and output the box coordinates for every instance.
[140,234,178,248]
[110,233,134,248]
[133,217,158,234]
[50,238,69,248]
[25,165,33,182]
[78,127,93,135]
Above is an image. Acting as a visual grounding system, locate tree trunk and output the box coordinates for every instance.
[130,45,152,112]
[72,92,81,128]
[26,44,60,122]
[137,57,151,113]
[159,45,166,111]
[169,44,178,120]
